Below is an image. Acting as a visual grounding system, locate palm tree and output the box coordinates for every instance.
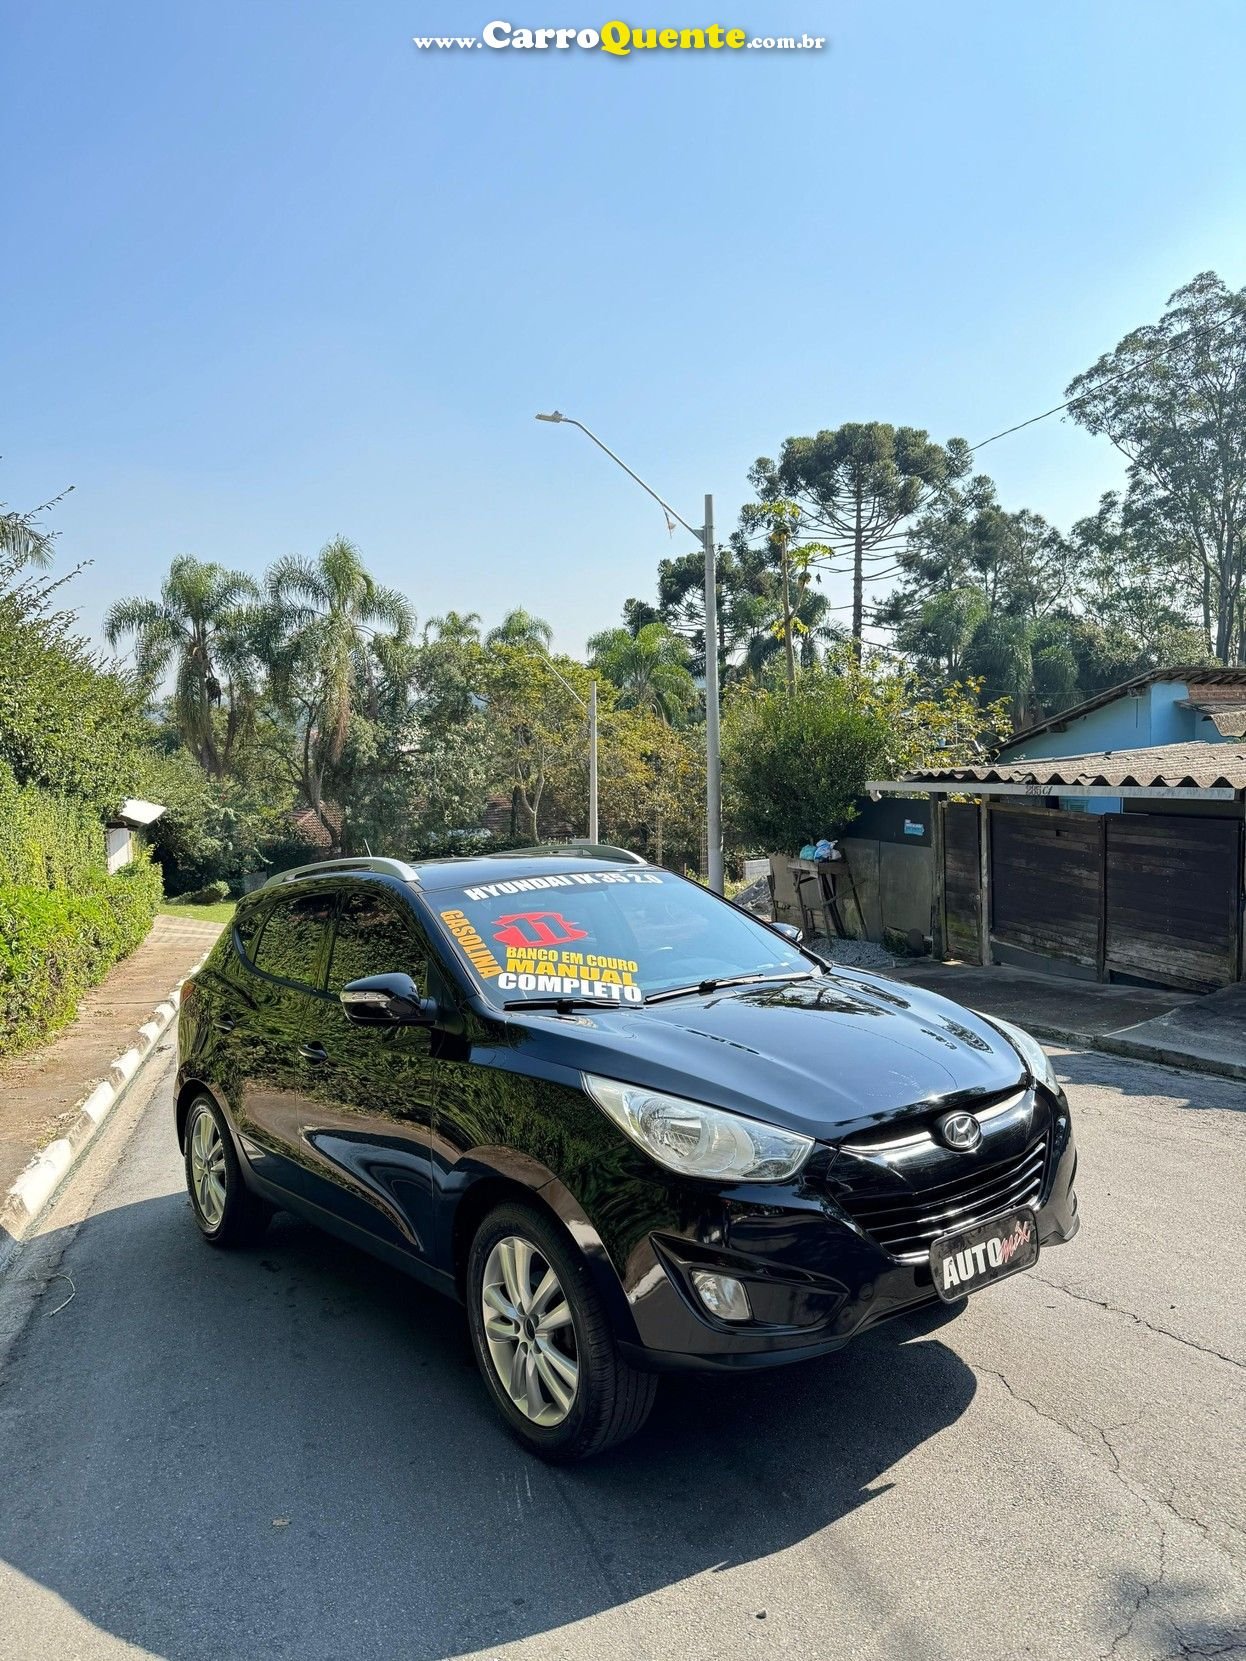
[737,586,845,684]
[485,607,553,650]
[966,612,1079,727]
[1,507,54,572]
[104,555,261,776]
[265,537,415,841]
[587,622,697,723]
[422,609,482,646]
[1,483,76,580]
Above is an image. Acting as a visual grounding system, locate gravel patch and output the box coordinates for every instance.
[807,934,899,971]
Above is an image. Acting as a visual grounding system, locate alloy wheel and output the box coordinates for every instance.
[481,1234,579,1426]
[189,1107,227,1230]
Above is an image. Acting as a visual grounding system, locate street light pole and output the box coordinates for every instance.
[535,411,724,892]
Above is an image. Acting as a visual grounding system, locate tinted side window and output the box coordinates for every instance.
[252,894,334,989]
[328,890,425,994]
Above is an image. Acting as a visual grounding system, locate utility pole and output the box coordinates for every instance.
[702,494,723,894]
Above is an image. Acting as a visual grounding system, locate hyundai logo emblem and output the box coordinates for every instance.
[937,1110,982,1152]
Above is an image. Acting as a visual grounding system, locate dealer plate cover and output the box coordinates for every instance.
[929,1207,1039,1302]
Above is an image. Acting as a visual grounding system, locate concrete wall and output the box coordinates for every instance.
[768,858,802,929]
[105,826,133,874]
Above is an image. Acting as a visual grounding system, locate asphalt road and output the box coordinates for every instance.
[0,1040,1243,1661]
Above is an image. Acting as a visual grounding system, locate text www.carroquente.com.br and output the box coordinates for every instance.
[412,22,827,57]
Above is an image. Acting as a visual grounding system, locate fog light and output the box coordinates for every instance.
[691,1271,751,1322]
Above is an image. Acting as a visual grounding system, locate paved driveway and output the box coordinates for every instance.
[0,1042,1242,1661]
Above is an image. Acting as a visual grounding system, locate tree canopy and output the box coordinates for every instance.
[1065,271,1246,661]
[747,423,967,649]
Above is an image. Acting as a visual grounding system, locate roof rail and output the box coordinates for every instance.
[264,856,421,888]
[487,841,648,866]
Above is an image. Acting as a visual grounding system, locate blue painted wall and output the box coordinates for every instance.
[998,677,1227,814]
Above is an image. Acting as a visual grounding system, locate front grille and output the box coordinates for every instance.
[835,1133,1049,1261]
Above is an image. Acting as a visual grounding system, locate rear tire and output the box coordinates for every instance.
[183,1095,271,1247]
[466,1201,657,1462]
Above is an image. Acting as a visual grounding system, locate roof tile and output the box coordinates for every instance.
[900,741,1246,791]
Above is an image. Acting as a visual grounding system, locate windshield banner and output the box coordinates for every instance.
[439,868,665,1003]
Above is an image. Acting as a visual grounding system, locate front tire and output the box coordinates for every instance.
[183,1095,270,1247]
[466,1201,657,1462]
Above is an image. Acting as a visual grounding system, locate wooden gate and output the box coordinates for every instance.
[939,801,1244,988]
[1104,814,1241,990]
[942,803,982,963]
[989,807,1102,969]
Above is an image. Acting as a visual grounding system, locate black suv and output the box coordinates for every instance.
[177,850,1079,1460]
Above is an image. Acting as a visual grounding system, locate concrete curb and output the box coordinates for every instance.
[1023,1019,1246,1083]
[0,947,213,1254]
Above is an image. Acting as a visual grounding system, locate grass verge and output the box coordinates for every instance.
[158,900,236,925]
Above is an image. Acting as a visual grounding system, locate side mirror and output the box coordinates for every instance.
[771,921,804,944]
[340,972,438,1027]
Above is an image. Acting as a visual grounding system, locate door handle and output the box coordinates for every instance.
[215,1016,237,1033]
[299,1042,329,1065]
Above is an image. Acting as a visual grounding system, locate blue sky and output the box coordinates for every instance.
[3,0,1245,659]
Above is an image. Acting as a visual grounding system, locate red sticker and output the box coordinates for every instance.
[491,911,588,949]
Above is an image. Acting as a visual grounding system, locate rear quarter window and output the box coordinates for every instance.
[233,901,265,963]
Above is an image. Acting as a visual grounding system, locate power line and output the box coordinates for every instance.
[736,311,1242,593]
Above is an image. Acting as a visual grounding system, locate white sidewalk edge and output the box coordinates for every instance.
[0,944,216,1253]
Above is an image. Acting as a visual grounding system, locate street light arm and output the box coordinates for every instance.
[537,650,589,712]
[535,412,702,540]
[533,408,721,893]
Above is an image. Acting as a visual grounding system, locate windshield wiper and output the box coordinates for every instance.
[502,997,633,1014]
[644,971,817,1005]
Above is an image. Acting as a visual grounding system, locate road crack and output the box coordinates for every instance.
[1032,1274,1245,1371]
[1102,1501,1169,1658]
[976,1365,1244,1657]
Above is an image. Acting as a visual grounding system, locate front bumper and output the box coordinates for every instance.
[615,1089,1079,1374]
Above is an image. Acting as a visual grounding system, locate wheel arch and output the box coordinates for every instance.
[174,1077,232,1152]
[447,1156,640,1345]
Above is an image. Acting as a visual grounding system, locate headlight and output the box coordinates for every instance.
[581,1073,813,1182]
[982,1014,1058,1092]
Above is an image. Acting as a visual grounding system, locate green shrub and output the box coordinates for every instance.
[0,554,148,813]
[0,759,105,891]
[721,653,1008,857]
[170,879,231,906]
[0,553,166,1057]
[722,677,888,854]
[103,854,164,956]
[0,852,162,1058]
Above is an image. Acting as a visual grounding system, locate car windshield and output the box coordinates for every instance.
[428,867,811,1008]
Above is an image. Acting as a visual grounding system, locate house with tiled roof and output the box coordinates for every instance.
[998,667,1246,763]
[860,669,1246,992]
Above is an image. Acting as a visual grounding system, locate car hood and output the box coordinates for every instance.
[503,969,1027,1142]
